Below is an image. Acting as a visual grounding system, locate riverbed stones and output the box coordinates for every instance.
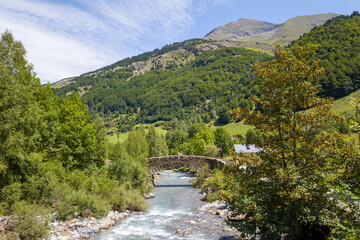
[216,210,224,215]
[46,210,141,240]
[175,228,183,235]
[143,192,155,199]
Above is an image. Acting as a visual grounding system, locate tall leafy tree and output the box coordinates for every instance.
[126,128,148,163]
[188,122,207,139]
[55,95,104,169]
[166,129,188,154]
[108,142,148,191]
[147,125,168,157]
[225,45,357,239]
[214,127,233,157]
[183,128,214,155]
[0,31,45,186]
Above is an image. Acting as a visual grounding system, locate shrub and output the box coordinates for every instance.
[192,164,211,188]
[123,190,148,211]
[11,201,50,240]
[57,190,109,219]
[1,182,22,207]
[200,169,225,202]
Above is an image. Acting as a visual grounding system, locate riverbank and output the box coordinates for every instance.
[50,170,240,240]
[46,210,142,240]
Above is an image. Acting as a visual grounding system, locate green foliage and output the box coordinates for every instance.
[183,127,215,155]
[11,201,50,240]
[147,125,168,157]
[123,189,148,211]
[55,95,106,169]
[188,122,208,139]
[0,31,149,238]
[126,128,148,163]
[54,47,271,128]
[166,129,188,155]
[1,182,22,210]
[192,164,211,188]
[200,169,225,202]
[214,127,233,157]
[108,142,150,193]
[204,144,221,158]
[61,190,109,219]
[217,106,233,124]
[0,30,45,187]
[108,143,135,183]
[245,128,262,146]
[226,45,357,239]
[295,12,360,99]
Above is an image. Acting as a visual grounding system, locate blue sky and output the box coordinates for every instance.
[0,0,359,83]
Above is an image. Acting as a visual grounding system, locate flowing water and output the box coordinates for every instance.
[95,170,238,240]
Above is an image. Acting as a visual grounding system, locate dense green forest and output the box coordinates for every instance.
[54,47,271,131]
[295,11,360,98]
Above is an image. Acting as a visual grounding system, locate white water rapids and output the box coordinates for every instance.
[96,170,238,240]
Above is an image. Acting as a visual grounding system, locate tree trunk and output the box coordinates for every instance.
[293,222,304,240]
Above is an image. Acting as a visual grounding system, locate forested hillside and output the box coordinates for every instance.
[53,12,360,133]
[54,47,271,131]
[295,11,360,98]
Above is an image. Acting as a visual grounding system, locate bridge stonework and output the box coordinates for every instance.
[147,155,226,174]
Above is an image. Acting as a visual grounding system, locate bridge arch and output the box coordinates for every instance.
[147,155,226,175]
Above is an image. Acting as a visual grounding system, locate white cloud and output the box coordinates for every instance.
[0,0,229,83]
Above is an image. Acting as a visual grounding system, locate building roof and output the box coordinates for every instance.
[234,144,262,153]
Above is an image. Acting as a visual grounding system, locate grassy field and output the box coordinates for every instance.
[106,119,253,144]
[213,121,253,136]
[106,89,360,145]
[331,88,360,117]
[106,125,168,144]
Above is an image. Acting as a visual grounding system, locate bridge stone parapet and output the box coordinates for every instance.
[147,155,226,174]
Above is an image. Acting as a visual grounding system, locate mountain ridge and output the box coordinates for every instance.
[52,12,360,133]
[204,13,339,45]
[52,13,338,87]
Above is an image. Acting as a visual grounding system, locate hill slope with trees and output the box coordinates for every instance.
[53,46,271,131]
[53,12,360,133]
[294,11,360,99]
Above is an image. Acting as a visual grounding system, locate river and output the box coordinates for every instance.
[95,170,238,240]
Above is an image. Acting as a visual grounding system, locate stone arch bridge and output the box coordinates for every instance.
[147,155,226,174]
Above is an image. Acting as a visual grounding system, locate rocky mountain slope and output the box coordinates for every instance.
[52,13,339,88]
[204,13,339,45]
[51,39,272,88]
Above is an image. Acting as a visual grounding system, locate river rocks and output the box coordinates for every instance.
[174,228,193,236]
[216,210,224,215]
[0,216,13,231]
[222,225,235,232]
[46,210,141,240]
[227,213,246,221]
[200,200,230,218]
[195,200,243,239]
[175,228,183,235]
[143,192,155,199]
